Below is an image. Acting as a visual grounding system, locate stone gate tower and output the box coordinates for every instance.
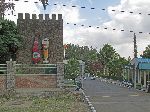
[16,13,63,64]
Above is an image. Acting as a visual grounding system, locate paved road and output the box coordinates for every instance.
[83,78,150,112]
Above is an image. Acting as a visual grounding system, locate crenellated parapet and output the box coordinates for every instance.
[17,13,62,20]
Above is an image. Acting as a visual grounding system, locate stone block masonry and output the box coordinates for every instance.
[57,62,64,88]
[16,13,63,64]
[6,60,16,92]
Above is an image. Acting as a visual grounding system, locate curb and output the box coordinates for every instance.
[81,90,97,112]
[100,78,149,93]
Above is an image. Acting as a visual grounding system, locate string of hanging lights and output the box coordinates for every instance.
[0,0,49,11]
[51,3,150,16]
[6,1,150,16]
[4,1,150,16]
[65,22,150,35]
[2,1,150,35]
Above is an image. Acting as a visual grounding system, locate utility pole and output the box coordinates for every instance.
[134,33,137,58]
[133,33,137,88]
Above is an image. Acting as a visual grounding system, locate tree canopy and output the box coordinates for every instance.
[0,0,49,18]
[0,18,22,63]
[64,43,129,80]
[98,44,129,80]
[140,45,150,58]
[64,58,80,82]
[0,0,15,18]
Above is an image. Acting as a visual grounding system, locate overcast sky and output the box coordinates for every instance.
[4,0,150,59]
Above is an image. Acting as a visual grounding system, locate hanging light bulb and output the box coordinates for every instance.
[24,0,29,2]
[121,11,125,12]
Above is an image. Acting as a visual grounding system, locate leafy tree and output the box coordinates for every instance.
[65,44,99,74]
[0,0,49,18]
[98,44,129,80]
[64,43,129,80]
[98,44,117,76]
[0,0,15,18]
[39,0,49,10]
[0,18,22,63]
[64,58,80,83]
[108,57,129,80]
[98,44,117,65]
[140,45,150,58]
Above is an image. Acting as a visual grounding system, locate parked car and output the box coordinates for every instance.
[83,77,86,80]
[90,76,96,80]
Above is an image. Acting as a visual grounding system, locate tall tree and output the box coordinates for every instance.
[140,45,150,58]
[98,44,117,76]
[0,0,49,18]
[0,18,22,63]
[64,58,80,83]
[98,44,129,80]
[64,44,98,74]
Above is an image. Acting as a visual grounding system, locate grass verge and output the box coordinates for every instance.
[0,91,89,112]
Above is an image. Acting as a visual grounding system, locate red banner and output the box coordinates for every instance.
[32,37,41,64]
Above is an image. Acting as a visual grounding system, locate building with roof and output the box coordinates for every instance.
[129,58,150,89]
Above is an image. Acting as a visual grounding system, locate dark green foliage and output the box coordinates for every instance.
[65,44,98,74]
[64,58,79,81]
[140,45,150,58]
[64,43,129,80]
[98,44,129,80]
[0,19,22,63]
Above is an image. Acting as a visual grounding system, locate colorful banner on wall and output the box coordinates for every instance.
[42,38,49,63]
[32,37,41,64]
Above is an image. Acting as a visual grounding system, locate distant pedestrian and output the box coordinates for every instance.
[147,82,150,93]
[75,80,83,91]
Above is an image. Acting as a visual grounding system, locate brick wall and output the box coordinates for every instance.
[0,75,6,90]
[16,75,57,88]
[0,75,57,90]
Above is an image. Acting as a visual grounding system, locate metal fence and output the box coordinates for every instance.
[0,64,7,75]
[15,64,57,75]
[0,64,57,75]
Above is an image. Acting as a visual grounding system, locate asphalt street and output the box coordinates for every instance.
[83,78,150,112]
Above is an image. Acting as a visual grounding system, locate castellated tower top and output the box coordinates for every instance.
[17,13,62,20]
